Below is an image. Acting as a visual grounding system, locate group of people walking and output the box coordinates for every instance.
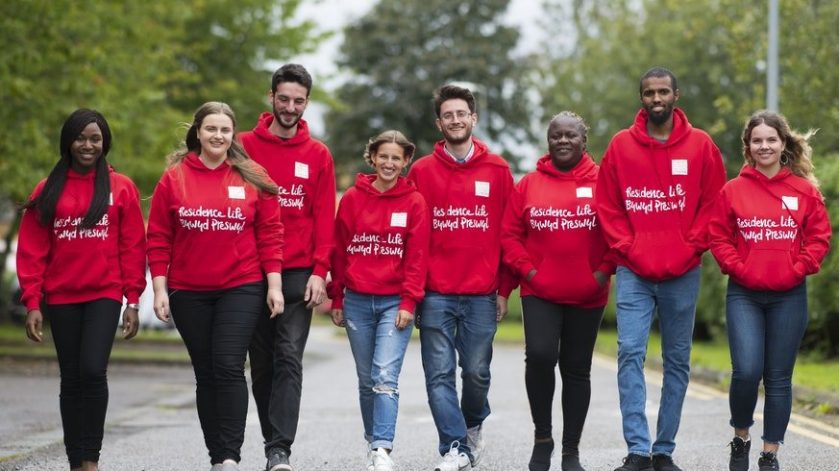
[16,64,830,471]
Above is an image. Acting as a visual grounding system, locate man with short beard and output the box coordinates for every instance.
[408,84,516,471]
[239,63,336,471]
[595,67,726,471]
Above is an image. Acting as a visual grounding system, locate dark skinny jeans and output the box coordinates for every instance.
[521,295,604,455]
[47,298,121,468]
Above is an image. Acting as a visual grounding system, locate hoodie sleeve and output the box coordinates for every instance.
[501,183,534,280]
[146,173,174,278]
[399,196,430,313]
[595,146,634,255]
[496,166,518,298]
[312,151,337,278]
[686,140,727,253]
[328,194,352,310]
[16,185,50,312]
[708,189,745,277]
[254,189,284,274]
[116,178,147,304]
[793,192,831,276]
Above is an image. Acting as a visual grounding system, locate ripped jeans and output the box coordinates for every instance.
[343,290,414,450]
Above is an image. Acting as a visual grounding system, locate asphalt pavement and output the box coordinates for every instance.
[1,325,837,470]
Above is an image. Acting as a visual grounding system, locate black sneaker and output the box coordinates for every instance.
[728,436,750,471]
[652,455,682,471]
[561,453,586,471]
[758,451,780,471]
[266,448,292,471]
[528,439,554,471]
[614,454,653,471]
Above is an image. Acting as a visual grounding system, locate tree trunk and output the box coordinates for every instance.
[0,209,22,322]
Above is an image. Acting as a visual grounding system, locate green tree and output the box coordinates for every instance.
[325,0,533,182]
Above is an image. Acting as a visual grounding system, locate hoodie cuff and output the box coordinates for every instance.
[398,298,417,314]
[125,291,141,305]
[149,262,169,278]
[331,294,344,311]
[312,264,329,279]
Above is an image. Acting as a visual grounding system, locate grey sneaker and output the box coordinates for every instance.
[434,441,472,471]
[210,465,222,471]
[266,448,293,471]
[466,425,485,467]
[728,436,750,471]
[221,460,239,471]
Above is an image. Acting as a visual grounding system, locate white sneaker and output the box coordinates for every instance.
[434,442,472,471]
[372,448,394,471]
[466,425,485,467]
[366,449,375,471]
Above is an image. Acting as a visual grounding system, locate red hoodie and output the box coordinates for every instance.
[330,174,430,313]
[147,153,283,291]
[502,154,615,307]
[17,168,147,311]
[407,138,516,296]
[709,165,831,291]
[595,108,726,280]
[238,114,335,278]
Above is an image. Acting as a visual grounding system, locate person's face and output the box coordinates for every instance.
[271,82,309,129]
[435,99,476,145]
[748,123,784,175]
[197,113,234,161]
[547,117,586,171]
[70,122,104,173]
[640,76,679,126]
[372,142,409,188]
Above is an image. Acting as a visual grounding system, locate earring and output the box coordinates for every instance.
[781,153,790,166]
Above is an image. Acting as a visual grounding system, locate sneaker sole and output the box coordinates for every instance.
[268,465,292,471]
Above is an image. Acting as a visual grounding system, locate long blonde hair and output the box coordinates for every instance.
[742,110,818,188]
[168,101,278,194]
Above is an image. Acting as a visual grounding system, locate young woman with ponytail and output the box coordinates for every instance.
[16,108,147,471]
[147,102,284,471]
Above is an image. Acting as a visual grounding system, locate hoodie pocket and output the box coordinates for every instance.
[627,230,696,278]
[528,254,601,304]
[741,248,802,291]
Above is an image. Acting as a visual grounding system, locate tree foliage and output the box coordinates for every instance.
[324,0,533,182]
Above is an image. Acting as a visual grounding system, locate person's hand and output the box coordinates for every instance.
[395,309,413,330]
[154,290,170,322]
[593,270,608,288]
[122,305,140,340]
[330,309,345,327]
[496,295,509,322]
[267,287,285,318]
[304,274,326,309]
[25,309,43,343]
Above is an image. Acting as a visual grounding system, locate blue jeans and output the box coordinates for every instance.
[726,280,807,444]
[615,266,699,457]
[418,292,497,457]
[343,290,414,450]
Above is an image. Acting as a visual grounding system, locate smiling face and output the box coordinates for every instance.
[197,113,234,163]
[748,123,784,177]
[547,116,586,171]
[436,98,476,145]
[70,122,104,174]
[372,142,409,191]
[272,81,309,130]
[640,76,679,126]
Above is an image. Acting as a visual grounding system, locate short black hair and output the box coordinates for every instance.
[433,84,476,117]
[272,63,313,96]
[639,66,678,95]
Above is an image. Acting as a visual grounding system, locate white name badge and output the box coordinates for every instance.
[782,196,799,211]
[391,212,407,227]
[671,159,688,175]
[228,186,246,199]
[576,187,593,198]
[108,192,114,205]
[294,162,309,179]
[475,181,490,198]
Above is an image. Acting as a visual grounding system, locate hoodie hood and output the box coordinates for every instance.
[629,107,692,148]
[67,164,114,180]
[430,138,508,169]
[354,173,416,198]
[251,112,312,146]
[536,152,598,181]
[182,152,231,172]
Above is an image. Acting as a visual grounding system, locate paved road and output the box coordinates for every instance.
[1,325,838,470]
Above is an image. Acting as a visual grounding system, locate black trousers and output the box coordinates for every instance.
[170,282,263,465]
[248,268,313,455]
[521,295,604,454]
[47,298,121,468]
